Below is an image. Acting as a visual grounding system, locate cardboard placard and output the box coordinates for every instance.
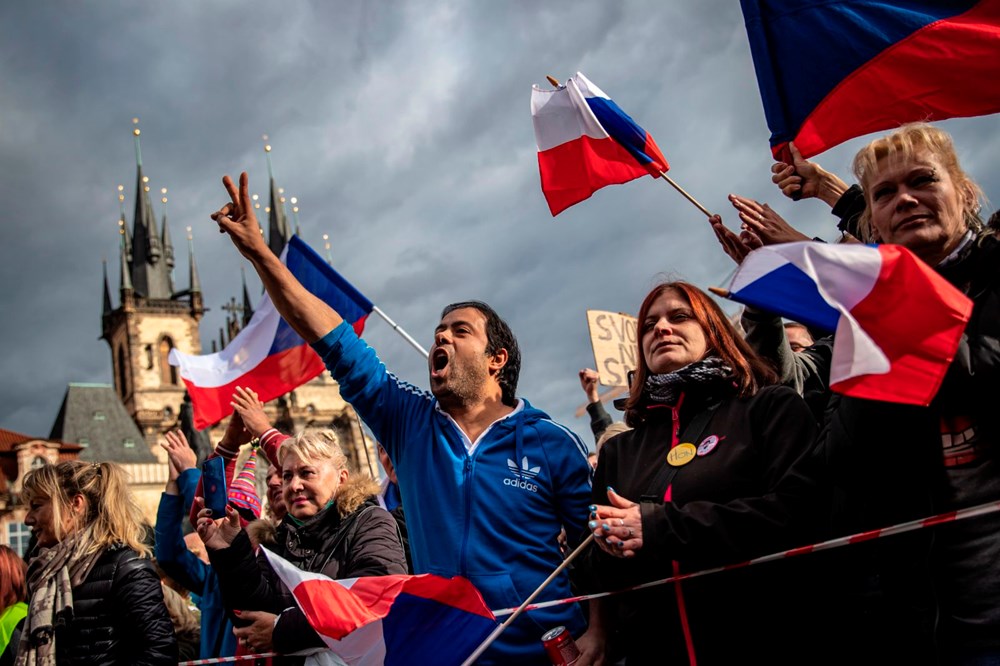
[586,310,638,387]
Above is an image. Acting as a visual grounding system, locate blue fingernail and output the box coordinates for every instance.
[607,486,615,494]
[588,521,597,530]
[587,504,596,511]
[615,541,623,549]
[601,524,610,531]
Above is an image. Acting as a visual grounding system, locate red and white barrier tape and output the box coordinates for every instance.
[492,498,1000,617]
[179,653,276,665]
[176,499,1000,662]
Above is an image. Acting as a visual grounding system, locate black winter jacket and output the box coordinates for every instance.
[817,233,1000,661]
[210,484,407,657]
[55,545,176,666]
[581,382,822,665]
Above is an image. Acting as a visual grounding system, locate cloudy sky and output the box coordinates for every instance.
[2,1,999,446]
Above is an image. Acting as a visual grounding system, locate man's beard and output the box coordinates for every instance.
[434,357,489,407]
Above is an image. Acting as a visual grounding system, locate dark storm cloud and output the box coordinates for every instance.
[2,1,999,446]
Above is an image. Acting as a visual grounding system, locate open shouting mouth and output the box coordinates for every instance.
[431,348,450,379]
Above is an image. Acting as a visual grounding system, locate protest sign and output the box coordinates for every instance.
[586,310,638,387]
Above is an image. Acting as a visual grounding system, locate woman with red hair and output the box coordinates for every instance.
[578,281,821,665]
[0,545,27,666]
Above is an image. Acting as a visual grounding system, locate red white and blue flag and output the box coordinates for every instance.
[726,242,972,406]
[741,0,1000,161]
[169,236,373,429]
[531,71,668,216]
[263,548,497,666]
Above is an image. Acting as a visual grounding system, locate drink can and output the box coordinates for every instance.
[541,626,581,665]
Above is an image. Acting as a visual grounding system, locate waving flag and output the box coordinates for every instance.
[263,549,497,666]
[725,242,972,406]
[531,72,668,216]
[741,0,1000,161]
[170,236,373,428]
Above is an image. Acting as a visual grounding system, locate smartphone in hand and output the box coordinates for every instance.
[202,456,228,517]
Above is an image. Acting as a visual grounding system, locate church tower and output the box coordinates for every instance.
[263,137,292,257]
[101,120,204,447]
[96,125,377,477]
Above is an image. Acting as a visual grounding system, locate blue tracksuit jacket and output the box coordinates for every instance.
[312,322,592,664]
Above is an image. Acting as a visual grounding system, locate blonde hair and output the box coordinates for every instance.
[596,422,632,453]
[21,461,151,557]
[160,582,200,639]
[852,122,984,242]
[277,429,348,471]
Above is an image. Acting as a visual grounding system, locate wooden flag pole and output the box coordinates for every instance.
[460,534,596,666]
[546,75,561,87]
[658,171,713,218]
[708,286,730,298]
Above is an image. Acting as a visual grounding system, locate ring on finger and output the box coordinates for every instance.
[618,518,625,527]
[628,528,634,537]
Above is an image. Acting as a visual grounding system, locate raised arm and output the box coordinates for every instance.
[579,368,612,442]
[708,213,761,265]
[212,172,341,342]
[728,194,811,245]
[772,142,850,207]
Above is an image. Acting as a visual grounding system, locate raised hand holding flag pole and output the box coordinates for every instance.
[171,173,427,428]
[531,72,712,218]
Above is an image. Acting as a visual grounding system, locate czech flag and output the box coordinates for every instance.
[741,0,1000,161]
[169,236,373,429]
[725,242,972,406]
[263,548,497,666]
[531,72,668,216]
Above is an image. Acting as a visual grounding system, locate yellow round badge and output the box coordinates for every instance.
[667,443,697,467]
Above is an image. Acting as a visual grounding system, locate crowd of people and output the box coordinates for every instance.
[5,122,998,665]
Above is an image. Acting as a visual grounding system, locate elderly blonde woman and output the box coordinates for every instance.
[196,429,406,658]
[19,461,175,665]
[719,123,1000,663]
[816,123,1000,664]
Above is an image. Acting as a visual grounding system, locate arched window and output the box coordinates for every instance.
[117,345,129,397]
[159,336,178,385]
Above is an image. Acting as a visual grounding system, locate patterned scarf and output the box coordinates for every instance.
[16,527,102,666]
[644,356,733,406]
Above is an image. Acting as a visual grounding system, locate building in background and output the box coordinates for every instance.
[0,428,83,557]
[1,125,377,552]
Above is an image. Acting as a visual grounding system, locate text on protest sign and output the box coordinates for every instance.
[586,310,638,387]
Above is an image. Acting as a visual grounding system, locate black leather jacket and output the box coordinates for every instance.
[55,545,176,666]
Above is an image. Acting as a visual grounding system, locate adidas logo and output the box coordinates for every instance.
[507,456,541,479]
[504,456,540,493]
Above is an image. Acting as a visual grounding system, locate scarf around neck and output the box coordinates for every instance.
[644,356,733,406]
[16,526,102,666]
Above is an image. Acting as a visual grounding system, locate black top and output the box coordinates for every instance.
[55,545,176,666]
[580,382,821,664]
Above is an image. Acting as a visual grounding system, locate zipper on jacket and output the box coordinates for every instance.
[665,393,697,665]
[664,393,685,503]
[459,454,473,577]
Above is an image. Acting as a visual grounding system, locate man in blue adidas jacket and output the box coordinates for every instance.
[211,173,593,664]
